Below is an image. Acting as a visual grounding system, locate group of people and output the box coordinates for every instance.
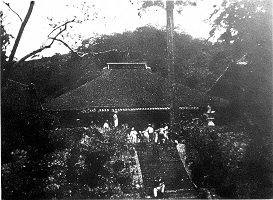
[102,113,119,131]
[128,123,170,144]
[102,121,168,198]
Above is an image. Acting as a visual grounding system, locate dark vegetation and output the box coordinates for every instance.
[2,88,135,199]
[1,81,58,199]
[181,119,272,199]
[1,0,272,199]
[4,26,220,103]
[43,127,134,199]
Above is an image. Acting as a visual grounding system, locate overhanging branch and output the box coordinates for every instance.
[48,37,74,52]
[47,19,75,38]
[3,1,23,22]
[12,45,51,69]
[12,20,75,69]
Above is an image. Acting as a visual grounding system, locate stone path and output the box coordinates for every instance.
[135,142,197,198]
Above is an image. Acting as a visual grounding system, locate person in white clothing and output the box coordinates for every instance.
[163,125,169,140]
[156,126,165,144]
[144,124,154,142]
[113,113,118,127]
[153,177,165,198]
[130,127,138,143]
[103,120,110,131]
[154,130,158,143]
[143,131,149,142]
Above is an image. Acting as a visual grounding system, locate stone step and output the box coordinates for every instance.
[165,189,198,199]
[135,143,197,197]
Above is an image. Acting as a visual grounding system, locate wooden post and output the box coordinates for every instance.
[166,1,179,135]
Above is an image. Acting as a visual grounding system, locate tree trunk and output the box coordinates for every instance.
[8,1,35,62]
[166,1,180,134]
[2,1,35,87]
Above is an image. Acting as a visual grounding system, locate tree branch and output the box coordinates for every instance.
[2,3,77,86]
[206,65,230,93]
[11,21,74,70]
[3,1,22,22]
[47,19,75,38]
[12,45,51,69]
[45,20,68,46]
[48,37,74,52]
[8,1,34,62]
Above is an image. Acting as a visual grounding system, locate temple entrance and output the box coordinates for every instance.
[118,110,169,131]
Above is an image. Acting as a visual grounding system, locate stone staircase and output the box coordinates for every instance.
[135,142,197,198]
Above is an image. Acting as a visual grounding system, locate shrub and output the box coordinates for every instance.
[181,120,272,199]
[45,127,134,199]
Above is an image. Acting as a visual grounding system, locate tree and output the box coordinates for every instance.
[79,25,217,89]
[1,2,99,198]
[1,1,98,86]
[182,113,273,198]
[1,79,59,199]
[137,0,204,133]
[207,0,272,129]
[1,11,14,61]
[195,1,273,198]
[208,0,272,78]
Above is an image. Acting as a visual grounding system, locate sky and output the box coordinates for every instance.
[1,0,222,60]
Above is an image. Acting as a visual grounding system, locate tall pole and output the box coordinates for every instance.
[166,0,178,135]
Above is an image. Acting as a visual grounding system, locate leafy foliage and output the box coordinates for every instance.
[45,1,101,51]
[45,127,134,199]
[137,0,198,17]
[1,80,136,199]
[2,106,136,200]
[43,128,134,198]
[182,119,273,199]
[1,12,14,75]
[1,81,58,199]
[10,53,101,102]
[1,12,14,54]
[207,0,272,134]
[208,0,272,78]
[78,25,222,92]
[2,1,272,199]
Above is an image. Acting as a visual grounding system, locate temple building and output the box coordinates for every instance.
[43,63,227,129]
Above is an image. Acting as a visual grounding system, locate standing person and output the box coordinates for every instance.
[153,177,165,198]
[163,124,169,141]
[154,129,158,144]
[113,112,118,128]
[130,127,138,143]
[144,124,154,143]
[103,120,110,131]
[143,130,149,142]
[156,125,165,144]
[138,131,142,143]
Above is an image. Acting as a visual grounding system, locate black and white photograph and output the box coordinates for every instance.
[1,0,272,199]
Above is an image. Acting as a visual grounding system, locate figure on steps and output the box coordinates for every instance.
[113,112,118,127]
[153,177,165,198]
[129,127,138,143]
[103,120,110,131]
[143,123,154,143]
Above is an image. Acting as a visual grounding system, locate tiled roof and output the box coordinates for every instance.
[43,67,228,111]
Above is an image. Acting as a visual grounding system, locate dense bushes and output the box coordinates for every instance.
[1,82,57,199]
[181,120,273,199]
[1,82,135,199]
[2,123,135,199]
[44,127,134,199]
